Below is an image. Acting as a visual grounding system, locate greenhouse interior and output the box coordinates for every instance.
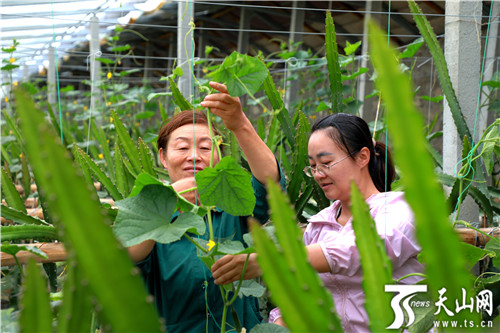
[1,1,499,332]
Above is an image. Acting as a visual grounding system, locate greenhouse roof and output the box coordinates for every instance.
[1,0,162,80]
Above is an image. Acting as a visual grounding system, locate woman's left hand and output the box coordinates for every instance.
[200,82,246,132]
[211,253,261,285]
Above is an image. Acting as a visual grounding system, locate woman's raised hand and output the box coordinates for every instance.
[200,81,246,132]
[202,81,281,185]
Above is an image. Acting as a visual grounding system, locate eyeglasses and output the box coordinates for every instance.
[303,151,358,177]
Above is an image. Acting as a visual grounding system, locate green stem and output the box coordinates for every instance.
[90,311,96,333]
[227,254,250,306]
[453,124,496,217]
[178,186,197,194]
[183,234,209,254]
[183,19,197,83]
[231,305,242,333]
[474,272,500,288]
[453,220,496,240]
[469,137,500,164]
[205,108,222,171]
[207,209,214,246]
[454,176,465,222]
[217,285,231,333]
[460,120,500,167]
[395,272,427,283]
[215,138,222,165]
[206,110,216,168]
[122,28,149,42]
[234,76,267,111]
[222,255,249,333]
[221,301,228,333]
[14,255,23,275]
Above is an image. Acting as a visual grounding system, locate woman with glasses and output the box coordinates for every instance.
[270,113,424,332]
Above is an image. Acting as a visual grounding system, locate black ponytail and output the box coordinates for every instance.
[370,141,395,192]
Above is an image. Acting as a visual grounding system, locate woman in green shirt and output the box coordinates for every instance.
[127,82,285,332]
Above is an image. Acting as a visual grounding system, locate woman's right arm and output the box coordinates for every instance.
[274,317,287,327]
[269,308,286,326]
[127,239,155,263]
[307,243,331,273]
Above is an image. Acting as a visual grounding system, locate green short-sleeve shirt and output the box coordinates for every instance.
[138,171,286,333]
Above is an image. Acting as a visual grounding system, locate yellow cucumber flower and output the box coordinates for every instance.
[207,240,216,251]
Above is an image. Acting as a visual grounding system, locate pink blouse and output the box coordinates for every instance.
[269,192,424,332]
